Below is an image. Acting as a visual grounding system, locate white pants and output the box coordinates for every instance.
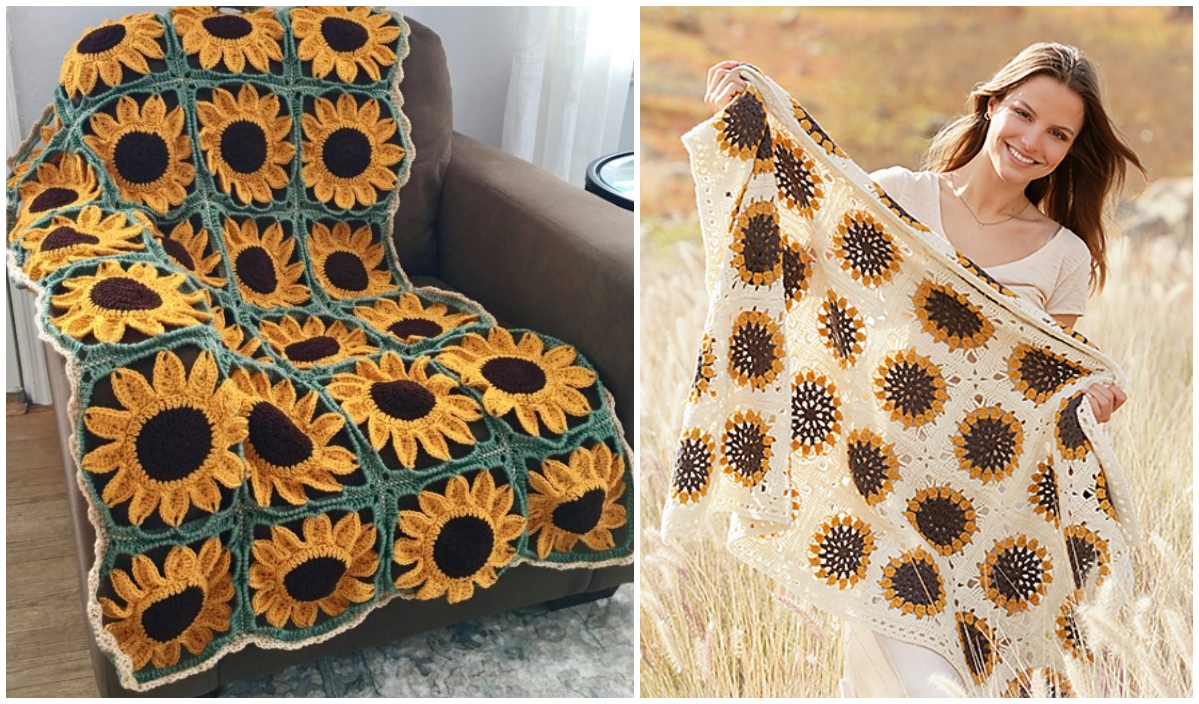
[840,622,965,698]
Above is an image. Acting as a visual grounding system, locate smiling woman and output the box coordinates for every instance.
[662,41,1149,698]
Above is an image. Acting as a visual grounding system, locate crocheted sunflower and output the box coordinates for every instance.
[12,152,102,237]
[306,221,394,300]
[326,353,482,469]
[99,538,234,671]
[20,206,146,282]
[83,94,195,213]
[354,293,480,344]
[156,221,227,288]
[435,328,596,436]
[527,443,627,559]
[196,84,295,205]
[393,472,525,603]
[80,350,246,527]
[300,93,404,209]
[258,315,376,369]
[50,260,211,343]
[249,512,378,628]
[229,368,358,507]
[172,6,284,73]
[59,13,165,97]
[290,6,401,82]
[222,218,310,309]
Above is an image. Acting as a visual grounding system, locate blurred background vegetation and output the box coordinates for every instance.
[640,6,1193,245]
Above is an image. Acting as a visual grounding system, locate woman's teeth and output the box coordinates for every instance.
[1007,144,1036,165]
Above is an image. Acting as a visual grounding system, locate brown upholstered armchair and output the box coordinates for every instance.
[35,14,633,697]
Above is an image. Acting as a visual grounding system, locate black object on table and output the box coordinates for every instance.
[585,151,634,211]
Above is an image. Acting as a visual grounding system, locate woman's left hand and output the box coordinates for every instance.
[1084,383,1127,423]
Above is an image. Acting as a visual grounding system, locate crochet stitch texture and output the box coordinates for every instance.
[660,66,1139,696]
[7,7,632,691]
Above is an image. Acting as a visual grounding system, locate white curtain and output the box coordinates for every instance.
[501,7,633,187]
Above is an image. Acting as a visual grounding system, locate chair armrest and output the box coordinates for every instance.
[436,133,634,437]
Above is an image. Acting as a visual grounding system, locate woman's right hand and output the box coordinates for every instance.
[705,60,749,113]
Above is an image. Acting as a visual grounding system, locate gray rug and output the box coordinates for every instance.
[217,585,632,697]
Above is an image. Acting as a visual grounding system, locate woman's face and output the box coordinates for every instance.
[984,75,1085,187]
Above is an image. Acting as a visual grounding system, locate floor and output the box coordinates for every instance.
[6,405,99,697]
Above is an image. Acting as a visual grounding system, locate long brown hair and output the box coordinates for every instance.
[922,42,1146,291]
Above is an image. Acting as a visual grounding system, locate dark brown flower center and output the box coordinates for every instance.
[284,556,347,602]
[889,555,943,608]
[775,143,820,211]
[961,416,1019,475]
[30,187,80,213]
[729,318,778,382]
[1056,394,1090,457]
[162,237,196,270]
[791,380,837,448]
[320,16,369,53]
[882,361,939,420]
[249,401,314,468]
[114,131,170,185]
[991,544,1045,603]
[433,515,494,579]
[480,357,546,395]
[847,435,893,503]
[921,285,987,344]
[388,318,443,341]
[141,585,204,643]
[911,494,969,551]
[136,406,213,482]
[324,251,369,292]
[370,379,436,421]
[202,14,253,40]
[551,488,606,536]
[738,213,780,280]
[672,437,713,497]
[234,245,277,294]
[220,120,268,174]
[816,524,868,580]
[284,336,339,363]
[78,24,127,55]
[1066,533,1099,588]
[838,217,896,280]
[89,277,163,311]
[824,299,860,362]
[782,244,811,305]
[724,420,767,485]
[323,128,372,179]
[958,616,996,681]
[40,226,99,252]
[721,91,766,154]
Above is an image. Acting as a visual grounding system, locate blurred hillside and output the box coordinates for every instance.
[640,6,1193,234]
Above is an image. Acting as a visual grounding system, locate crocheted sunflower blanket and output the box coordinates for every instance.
[661,66,1139,696]
[6,7,631,692]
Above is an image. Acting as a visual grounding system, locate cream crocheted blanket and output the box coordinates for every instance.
[661,67,1139,696]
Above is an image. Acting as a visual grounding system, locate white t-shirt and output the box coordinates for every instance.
[870,166,1091,317]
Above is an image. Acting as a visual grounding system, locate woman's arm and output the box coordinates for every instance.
[1050,315,1127,422]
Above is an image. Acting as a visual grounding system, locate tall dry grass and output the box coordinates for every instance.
[637,231,1192,697]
